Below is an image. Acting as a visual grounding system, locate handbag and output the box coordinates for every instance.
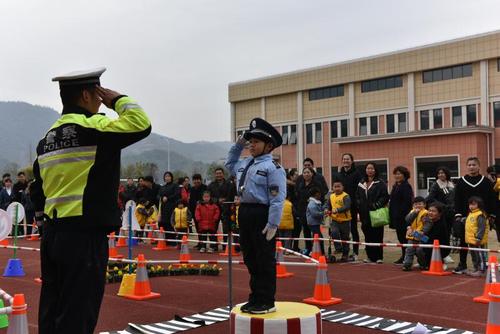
[369,207,390,228]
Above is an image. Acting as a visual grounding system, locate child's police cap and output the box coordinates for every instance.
[52,67,106,87]
[243,118,282,148]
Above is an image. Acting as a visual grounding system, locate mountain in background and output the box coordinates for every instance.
[0,102,231,178]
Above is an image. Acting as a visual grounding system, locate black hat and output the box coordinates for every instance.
[243,118,282,148]
[52,67,106,88]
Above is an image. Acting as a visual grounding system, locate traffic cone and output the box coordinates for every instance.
[486,282,500,334]
[108,232,123,259]
[219,234,240,256]
[217,224,223,250]
[153,227,169,251]
[117,273,136,297]
[28,223,39,241]
[310,234,322,261]
[6,294,28,334]
[0,239,8,246]
[125,254,160,300]
[0,299,8,328]
[474,256,498,304]
[303,256,342,306]
[179,235,191,261]
[422,240,452,276]
[116,228,127,248]
[3,259,25,277]
[276,241,293,278]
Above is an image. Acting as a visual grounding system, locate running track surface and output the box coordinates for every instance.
[0,240,488,333]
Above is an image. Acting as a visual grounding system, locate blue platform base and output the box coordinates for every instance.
[3,258,25,277]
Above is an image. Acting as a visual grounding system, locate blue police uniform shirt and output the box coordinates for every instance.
[225,143,286,228]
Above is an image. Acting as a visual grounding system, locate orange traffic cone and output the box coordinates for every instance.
[422,240,452,276]
[219,234,240,256]
[116,228,127,248]
[276,241,294,278]
[486,282,500,334]
[179,235,191,261]
[217,224,223,249]
[0,239,8,246]
[28,223,39,241]
[6,294,28,334]
[125,254,160,301]
[153,227,169,251]
[108,232,123,259]
[474,256,498,303]
[310,234,322,261]
[303,256,342,306]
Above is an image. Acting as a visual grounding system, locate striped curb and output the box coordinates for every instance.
[101,307,476,334]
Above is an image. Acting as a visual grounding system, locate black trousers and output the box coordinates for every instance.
[39,223,108,334]
[350,208,360,255]
[239,203,276,305]
[361,220,384,262]
[395,225,407,259]
[299,213,312,251]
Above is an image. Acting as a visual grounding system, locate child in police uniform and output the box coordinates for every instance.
[278,192,295,250]
[325,178,352,262]
[225,117,286,314]
[402,196,429,271]
[465,196,489,277]
[171,200,192,249]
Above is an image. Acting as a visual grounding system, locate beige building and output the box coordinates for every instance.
[228,30,500,196]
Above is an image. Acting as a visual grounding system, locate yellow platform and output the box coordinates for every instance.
[231,302,321,334]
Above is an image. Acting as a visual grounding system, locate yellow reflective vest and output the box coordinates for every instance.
[279,199,294,230]
[173,207,189,229]
[465,209,489,245]
[31,96,151,229]
[329,192,351,222]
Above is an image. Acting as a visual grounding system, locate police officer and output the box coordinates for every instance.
[30,67,151,334]
[225,118,286,314]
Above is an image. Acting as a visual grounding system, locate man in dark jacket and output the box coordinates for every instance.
[452,157,496,274]
[207,168,234,250]
[120,178,137,205]
[334,153,363,259]
[0,177,14,210]
[13,171,28,204]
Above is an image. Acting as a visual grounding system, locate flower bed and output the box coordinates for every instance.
[106,263,221,283]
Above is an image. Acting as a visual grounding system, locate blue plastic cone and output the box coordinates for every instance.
[3,258,25,277]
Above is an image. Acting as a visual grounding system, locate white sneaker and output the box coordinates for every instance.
[376,259,384,264]
[207,248,214,253]
[442,264,448,271]
[443,255,454,264]
[199,248,206,253]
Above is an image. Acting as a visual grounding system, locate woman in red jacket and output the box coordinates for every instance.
[195,191,220,253]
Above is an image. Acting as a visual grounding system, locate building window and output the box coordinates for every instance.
[330,121,338,140]
[315,123,322,143]
[422,63,472,83]
[331,166,339,177]
[281,126,289,145]
[340,120,348,137]
[361,75,403,93]
[370,116,378,135]
[494,102,500,127]
[386,114,395,133]
[452,106,462,127]
[309,85,344,101]
[466,104,477,126]
[306,124,313,144]
[420,110,430,130]
[316,167,323,175]
[398,112,407,132]
[497,59,500,72]
[289,125,297,144]
[433,109,443,129]
[359,117,367,136]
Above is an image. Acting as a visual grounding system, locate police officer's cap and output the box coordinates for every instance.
[52,67,106,87]
[243,118,282,148]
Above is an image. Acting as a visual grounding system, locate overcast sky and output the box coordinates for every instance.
[1,0,500,142]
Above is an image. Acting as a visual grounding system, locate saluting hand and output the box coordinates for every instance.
[96,86,121,109]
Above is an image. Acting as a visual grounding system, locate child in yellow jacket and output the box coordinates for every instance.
[170,200,193,248]
[135,198,159,229]
[402,197,429,271]
[278,193,295,249]
[465,196,489,276]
